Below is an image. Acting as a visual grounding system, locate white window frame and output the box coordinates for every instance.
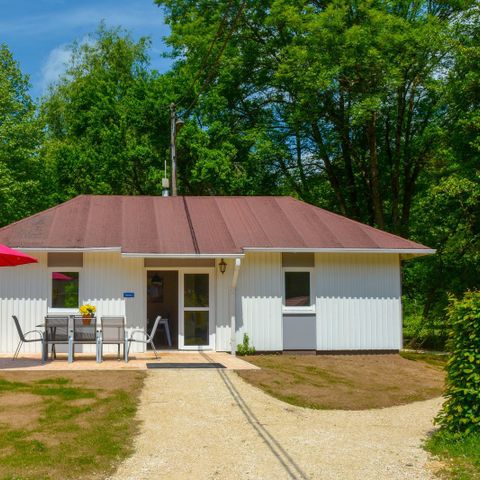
[47,267,82,314]
[282,267,315,314]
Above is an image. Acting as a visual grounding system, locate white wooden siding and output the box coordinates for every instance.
[0,252,48,354]
[82,252,146,353]
[315,253,402,350]
[236,252,283,351]
[0,252,146,354]
[0,249,402,354]
[215,258,233,351]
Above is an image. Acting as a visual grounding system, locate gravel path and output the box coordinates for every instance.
[109,369,442,480]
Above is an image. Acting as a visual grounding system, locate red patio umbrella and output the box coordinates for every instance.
[52,272,72,281]
[0,243,38,267]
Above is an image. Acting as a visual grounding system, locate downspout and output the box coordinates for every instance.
[230,258,241,356]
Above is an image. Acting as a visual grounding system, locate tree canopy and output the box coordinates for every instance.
[0,44,46,225]
[41,26,172,201]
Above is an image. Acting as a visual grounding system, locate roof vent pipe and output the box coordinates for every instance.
[162,177,169,197]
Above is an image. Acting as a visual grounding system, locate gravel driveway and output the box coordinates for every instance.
[109,368,441,480]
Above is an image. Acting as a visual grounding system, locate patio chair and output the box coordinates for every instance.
[12,315,44,361]
[126,315,162,362]
[44,315,70,360]
[98,316,126,362]
[69,315,98,363]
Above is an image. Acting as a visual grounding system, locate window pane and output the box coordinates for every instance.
[184,311,209,346]
[184,274,209,307]
[285,272,310,307]
[52,272,79,308]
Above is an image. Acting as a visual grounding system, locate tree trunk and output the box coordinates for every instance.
[311,122,348,215]
[367,112,385,228]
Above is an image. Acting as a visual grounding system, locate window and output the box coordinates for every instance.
[284,271,311,307]
[51,272,79,308]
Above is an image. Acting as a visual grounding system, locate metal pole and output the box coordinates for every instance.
[170,103,177,196]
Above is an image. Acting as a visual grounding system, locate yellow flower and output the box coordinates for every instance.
[80,304,96,315]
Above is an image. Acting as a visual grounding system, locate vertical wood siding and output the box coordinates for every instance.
[0,250,402,354]
[315,253,402,350]
[0,252,48,354]
[236,252,283,351]
[215,258,233,351]
[0,252,146,354]
[82,252,146,353]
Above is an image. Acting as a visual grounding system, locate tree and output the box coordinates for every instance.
[403,4,480,337]
[0,44,46,226]
[41,26,172,200]
[156,0,472,231]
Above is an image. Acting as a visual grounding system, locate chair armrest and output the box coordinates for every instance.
[24,330,44,341]
[128,329,148,342]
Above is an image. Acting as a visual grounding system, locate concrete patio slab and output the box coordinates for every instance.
[0,352,259,371]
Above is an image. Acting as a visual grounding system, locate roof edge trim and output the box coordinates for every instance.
[243,247,436,255]
[122,253,245,259]
[12,247,122,253]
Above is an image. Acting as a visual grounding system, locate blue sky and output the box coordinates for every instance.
[0,0,172,99]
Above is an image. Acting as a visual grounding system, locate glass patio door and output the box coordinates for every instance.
[179,271,214,349]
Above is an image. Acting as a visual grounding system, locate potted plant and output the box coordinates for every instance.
[79,304,96,325]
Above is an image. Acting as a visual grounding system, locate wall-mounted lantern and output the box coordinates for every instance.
[219,258,227,274]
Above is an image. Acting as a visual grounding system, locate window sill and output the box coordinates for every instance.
[282,308,316,315]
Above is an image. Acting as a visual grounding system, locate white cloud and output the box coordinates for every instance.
[41,44,72,92]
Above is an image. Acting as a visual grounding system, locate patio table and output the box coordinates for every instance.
[37,316,102,363]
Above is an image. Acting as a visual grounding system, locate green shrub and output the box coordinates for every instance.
[237,333,256,356]
[436,291,480,435]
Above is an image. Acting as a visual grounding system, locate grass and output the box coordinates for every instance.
[237,352,446,410]
[426,431,480,480]
[400,351,449,369]
[0,371,145,480]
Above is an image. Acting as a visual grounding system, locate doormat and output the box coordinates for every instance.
[146,362,225,369]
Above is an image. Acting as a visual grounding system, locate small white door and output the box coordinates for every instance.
[179,269,215,350]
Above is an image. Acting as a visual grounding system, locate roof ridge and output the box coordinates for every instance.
[272,197,308,247]
[182,197,200,254]
[212,197,241,251]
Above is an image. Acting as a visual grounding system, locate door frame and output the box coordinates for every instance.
[145,267,216,351]
[178,268,215,350]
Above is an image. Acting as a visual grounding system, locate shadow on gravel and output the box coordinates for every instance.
[200,353,309,480]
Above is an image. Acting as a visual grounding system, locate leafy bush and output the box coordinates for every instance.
[237,333,256,356]
[436,291,480,435]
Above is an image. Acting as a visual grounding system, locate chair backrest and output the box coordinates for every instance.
[72,315,97,341]
[45,315,69,341]
[12,316,26,342]
[101,316,125,342]
[148,316,162,340]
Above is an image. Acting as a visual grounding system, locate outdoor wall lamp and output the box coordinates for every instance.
[219,258,227,274]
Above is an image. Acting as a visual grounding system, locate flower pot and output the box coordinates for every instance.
[82,316,92,326]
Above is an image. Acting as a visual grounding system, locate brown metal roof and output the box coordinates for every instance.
[0,195,432,254]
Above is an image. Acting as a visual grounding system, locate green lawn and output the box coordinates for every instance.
[426,431,480,480]
[400,351,449,369]
[0,371,145,480]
